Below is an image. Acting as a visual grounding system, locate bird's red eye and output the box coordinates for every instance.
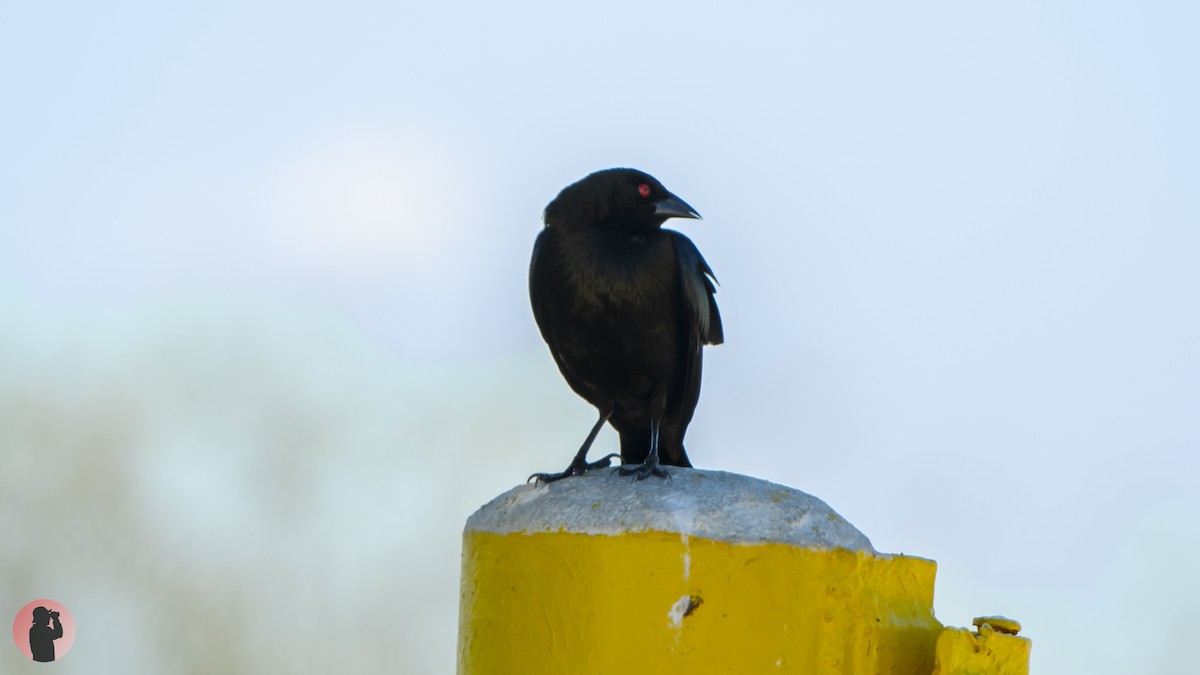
[637,183,652,197]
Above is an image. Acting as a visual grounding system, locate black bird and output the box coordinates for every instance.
[529,168,723,481]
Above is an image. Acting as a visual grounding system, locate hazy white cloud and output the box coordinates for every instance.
[257,123,474,279]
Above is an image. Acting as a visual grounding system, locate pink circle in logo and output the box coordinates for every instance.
[11,599,76,662]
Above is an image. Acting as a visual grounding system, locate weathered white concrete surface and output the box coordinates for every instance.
[466,468,875,552]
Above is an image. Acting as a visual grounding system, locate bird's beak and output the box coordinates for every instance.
[654,194,702,220]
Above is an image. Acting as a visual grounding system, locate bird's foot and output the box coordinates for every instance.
[529,453,620,484]
[617,459,671,481]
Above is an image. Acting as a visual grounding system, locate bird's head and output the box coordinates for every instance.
[544,168,701,233]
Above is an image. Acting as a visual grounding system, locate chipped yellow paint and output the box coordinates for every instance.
[971,616,1021,635]
[931,626,1031,675]
[458,529,942,674]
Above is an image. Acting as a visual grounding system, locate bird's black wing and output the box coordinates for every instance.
[669,230,723,348]
[655,230,722,464]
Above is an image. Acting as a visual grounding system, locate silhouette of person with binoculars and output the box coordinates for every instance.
[29,606,64,662]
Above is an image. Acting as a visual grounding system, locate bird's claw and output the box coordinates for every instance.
[529,453,620,484]
[616,461,671,481]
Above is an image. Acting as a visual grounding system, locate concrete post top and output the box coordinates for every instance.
[465,468,875,553]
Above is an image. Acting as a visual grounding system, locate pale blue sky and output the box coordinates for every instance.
[3,2,1198,672]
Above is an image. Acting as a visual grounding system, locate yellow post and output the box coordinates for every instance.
[458,469,954,674]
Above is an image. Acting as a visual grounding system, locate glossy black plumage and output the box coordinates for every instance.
[529,168,722,481]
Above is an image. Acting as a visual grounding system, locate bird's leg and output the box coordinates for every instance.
[529,409,619,483]
[618,418,671,480]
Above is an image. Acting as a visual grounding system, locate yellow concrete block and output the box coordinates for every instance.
[458,469,944,674]
[931,626,1031,675]
[460,530,939,674]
